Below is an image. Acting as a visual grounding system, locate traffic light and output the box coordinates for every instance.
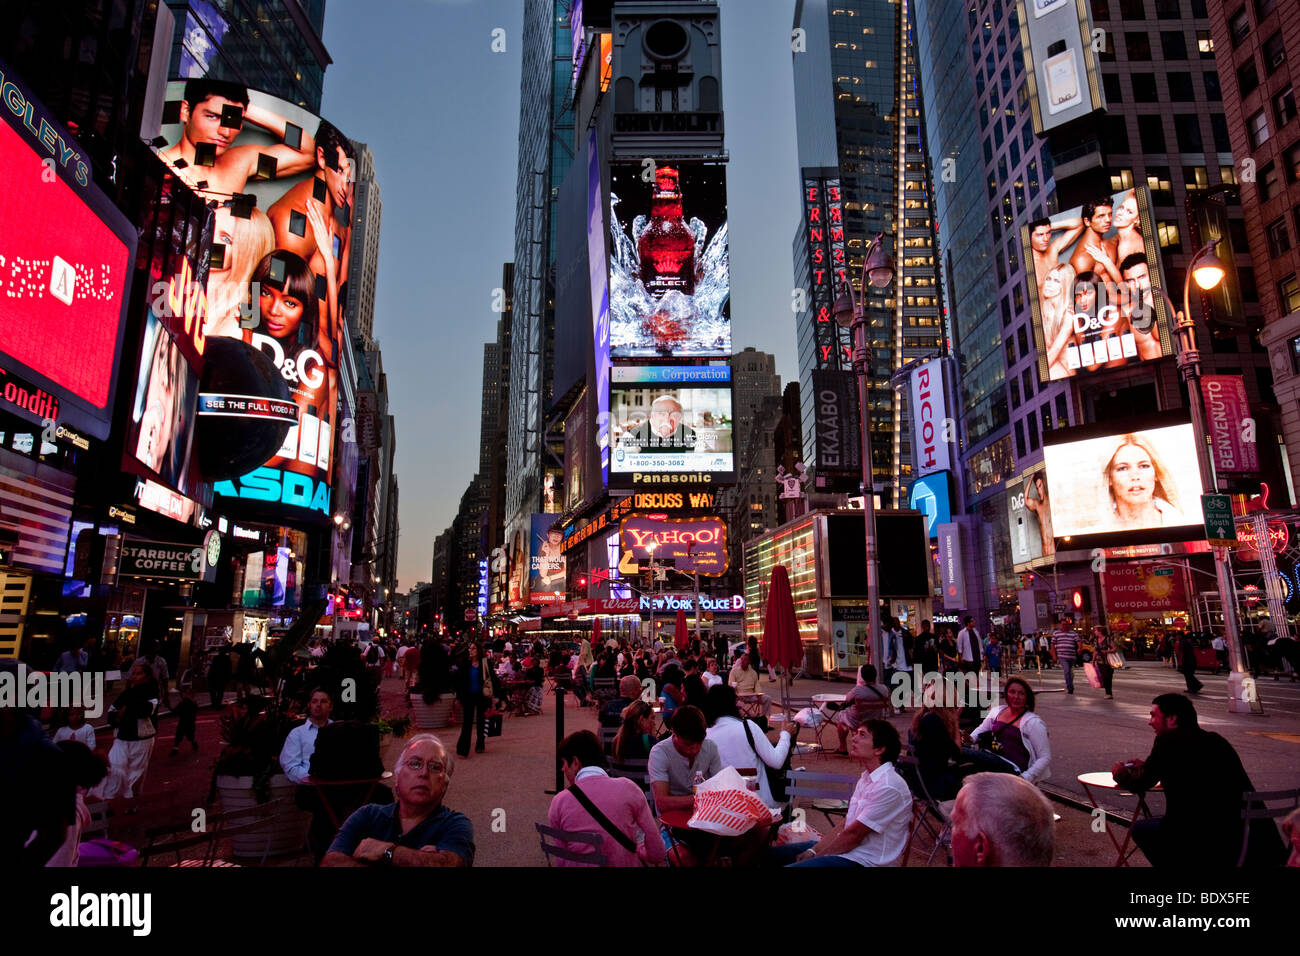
[1070,589,1090,612]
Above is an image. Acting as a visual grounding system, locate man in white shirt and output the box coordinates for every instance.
[770,719,912,867]
[280,688,334,784]
[956,617,982,675]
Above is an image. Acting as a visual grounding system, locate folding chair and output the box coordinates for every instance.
[592,678,619,706]
[1238,786,1300,866]
[897,755,953,866]
[535,823,609,866]
[599,725,621,758]
[609,757,650,797]
[785,769,858,828]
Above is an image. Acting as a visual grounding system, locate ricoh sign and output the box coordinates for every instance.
[909,358,955,479]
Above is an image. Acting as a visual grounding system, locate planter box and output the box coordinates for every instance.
[215,774,309,859]
[410,696,455,729]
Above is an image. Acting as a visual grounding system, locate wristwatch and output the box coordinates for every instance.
[381,844,396,866]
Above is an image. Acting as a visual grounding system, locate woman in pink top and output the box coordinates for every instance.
[547,731,666,867]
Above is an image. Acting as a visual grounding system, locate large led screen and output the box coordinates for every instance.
[0,58,135,440]
[609,365,733,484]
[1043,423,1203,539]
[1023,186,1174,382]
[159,80,354,520]
[608,162,730,358]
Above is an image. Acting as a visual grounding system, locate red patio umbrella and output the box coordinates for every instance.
[591,616,602,648]
[674,607,690,651]
[761,565,803,714]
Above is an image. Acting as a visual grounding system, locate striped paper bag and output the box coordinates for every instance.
[687,767,771,836]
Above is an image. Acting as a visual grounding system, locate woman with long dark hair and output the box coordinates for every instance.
[454,642,492,757]
[611,700,656,764]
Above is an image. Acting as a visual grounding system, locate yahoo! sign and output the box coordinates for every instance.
[619,515,728,576]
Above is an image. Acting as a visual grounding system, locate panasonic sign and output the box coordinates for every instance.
[909,358,954,479]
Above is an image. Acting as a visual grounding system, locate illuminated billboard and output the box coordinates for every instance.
[909,473,951,539]
[609,365,733,485]
[608,162,730,359]
[619,515,728,576]
[1043,422,1204,540]
[159,80,354,522]
[1015,0,1106,134]
[125,313,201,500]
[1007,471,1055,565]
[528,514,566,605]
[0,57,135,441]
[1023,186,1175,382]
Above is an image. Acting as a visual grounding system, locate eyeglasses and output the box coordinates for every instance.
[403,757,446,775]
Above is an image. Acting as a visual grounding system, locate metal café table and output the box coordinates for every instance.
[1076,771,1163,867]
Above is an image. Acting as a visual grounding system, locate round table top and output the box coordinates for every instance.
[1077,771,1121,788]
[659,807,694,829]
[812,693,846,704]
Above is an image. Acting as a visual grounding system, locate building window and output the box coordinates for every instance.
[1259,160,1279,200]
[1154,0,1179,15]
[1175,115,1203,152]
[1263,31,1286,70]
[1125,32,1152,60]
[1147,166,1174,203]
[1275,85,1297,129]
[1212,115,1234,152]
[1103,115,1131,153]
[1028,410,1041,452]
[1157,221,1182,250]
[1183,165,1209,190]
[1056,393,1069,425]
[1237,60,1260,97]
[1018,325,1030,356]
[1280,274,1300,314]
[1229,7,1251,47]
[1022,368,1034,400]
[1110,167,1135,191]
[1014,420,1026,459]
[1168,73,1194,101]
[1267,218,1292,257]
[1006,336,1017,367]
[1119,0,1145,18]
[1255,0,1277,17]
[1204,70,1222,101]
[1139,120,1166,153]
[1010,377,1021,409]
[1001,297,1013,327]
[1160,31,1187,60]
[1132,73,1158,101]
[1103,73,1123,102]
[1248,110,1270,148]
[1286,141,1300,182]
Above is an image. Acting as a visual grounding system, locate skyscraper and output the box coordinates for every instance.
[1209,0,1300,486]
[791,0,945,505]
[506,0,576,572]
[165,0,331,111]
[347,141,383,344]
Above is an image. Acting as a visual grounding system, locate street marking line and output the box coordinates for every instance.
[1245,732,1300,744]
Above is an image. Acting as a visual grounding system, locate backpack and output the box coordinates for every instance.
[365,644,380,664]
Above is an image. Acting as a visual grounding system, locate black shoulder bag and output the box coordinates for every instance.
[569,782,638,855]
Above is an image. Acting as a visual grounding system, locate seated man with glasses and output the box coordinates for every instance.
[322,734,475,867]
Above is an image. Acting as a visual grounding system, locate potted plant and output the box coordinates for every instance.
[210,698,308,858]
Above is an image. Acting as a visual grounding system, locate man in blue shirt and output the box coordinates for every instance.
[322,734,474,867]
[279,688,333,784]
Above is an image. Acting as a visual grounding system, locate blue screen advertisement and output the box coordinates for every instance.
[909,473,951,538]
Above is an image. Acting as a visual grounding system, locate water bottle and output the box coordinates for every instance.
[691,770,704,795]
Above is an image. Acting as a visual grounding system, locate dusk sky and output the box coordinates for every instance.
[321,0,802,591]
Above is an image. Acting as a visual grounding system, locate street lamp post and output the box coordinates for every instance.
[833,235,896,679]
[1156,239,1253,713]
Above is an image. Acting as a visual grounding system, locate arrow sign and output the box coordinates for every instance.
[1202,494,1237,548]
